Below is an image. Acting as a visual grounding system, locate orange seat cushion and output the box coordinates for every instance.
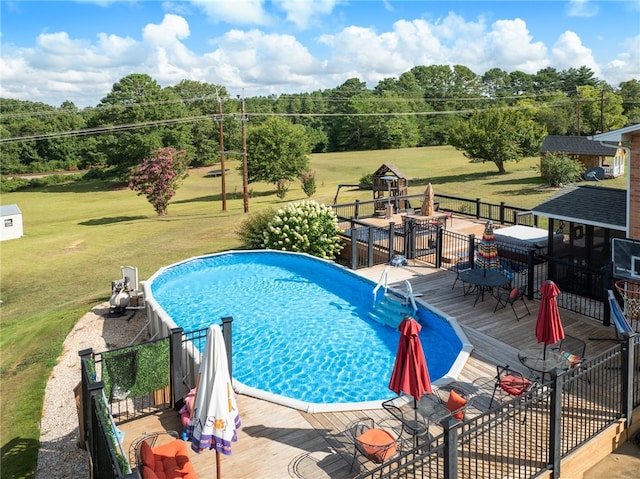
[140,439,198,479]
[446,390,468,421]
[356,428,397,463]
[500,374,531,396]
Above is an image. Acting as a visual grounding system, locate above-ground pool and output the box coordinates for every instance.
[146,250,472,412]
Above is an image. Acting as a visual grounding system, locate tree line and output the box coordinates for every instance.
[1,64,638,180]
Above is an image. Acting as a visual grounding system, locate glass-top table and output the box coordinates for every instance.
[518,348,568,381]
[459,269,511,306]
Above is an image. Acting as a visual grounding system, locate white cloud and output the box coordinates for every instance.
[567,0,599,17]
[551,30,600,76]
[600,34,640,87]
[273,0,341,29]
[190,0,273,26]
[484,19,548,73]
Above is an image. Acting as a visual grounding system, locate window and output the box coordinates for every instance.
[4,218,13,227]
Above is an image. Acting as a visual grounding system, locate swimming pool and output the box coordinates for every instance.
[145,250,472,412]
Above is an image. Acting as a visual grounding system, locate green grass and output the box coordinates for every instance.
[0,146,626,478]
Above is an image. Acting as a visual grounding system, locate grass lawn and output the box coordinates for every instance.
[0,146,626,477]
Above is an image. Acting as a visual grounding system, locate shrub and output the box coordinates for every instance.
[262,200,344,260]
[237,208,276,249]
[128,147,189,216]
[359,173,373,189]
[537,153,585,187]
[276,178,289,199]
[300,170,317,197]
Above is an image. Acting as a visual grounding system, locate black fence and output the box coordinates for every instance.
[78,320,233,479]
[337,214,609,322]
[356,334,640,479]
[332,193,536,227]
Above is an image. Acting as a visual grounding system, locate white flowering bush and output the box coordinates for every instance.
[262,200,344,260]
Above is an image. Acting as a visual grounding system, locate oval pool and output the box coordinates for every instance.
[146,250,471,412]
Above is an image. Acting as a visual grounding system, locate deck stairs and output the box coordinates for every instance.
[369,266,419,329]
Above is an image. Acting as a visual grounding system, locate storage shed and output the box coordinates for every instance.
[1,204,24,241]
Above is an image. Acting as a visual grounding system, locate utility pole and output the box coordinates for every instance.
[576,88,581,136]
[239,91,249,213]
[217,92,227,212]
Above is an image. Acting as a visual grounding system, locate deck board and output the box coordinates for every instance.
[118,217,620,478]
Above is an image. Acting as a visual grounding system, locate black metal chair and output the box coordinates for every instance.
[552,334,591,384]
[349,417,401,474]
[489,365,534,409]
[494,285,530,320]
[451,261,473,295]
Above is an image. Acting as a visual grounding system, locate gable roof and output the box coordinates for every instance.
[373,163,407,178]
[532,184,626,231]
[589,123,640,142]
[540,135,617,156]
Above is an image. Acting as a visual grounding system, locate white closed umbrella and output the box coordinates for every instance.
[188,324,241,479]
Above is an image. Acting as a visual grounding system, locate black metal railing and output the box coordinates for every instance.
[332,194,536,227]
[356,335,640,479]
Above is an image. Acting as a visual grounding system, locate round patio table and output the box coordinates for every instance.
[458,269,511,306]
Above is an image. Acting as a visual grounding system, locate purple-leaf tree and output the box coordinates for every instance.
[128,147,189,216]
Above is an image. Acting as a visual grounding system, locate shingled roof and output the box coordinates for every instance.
[532,184,626,231]
[540,136,617,156]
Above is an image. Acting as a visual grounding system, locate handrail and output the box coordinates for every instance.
[372,266,390,307]
[404,280,418,313]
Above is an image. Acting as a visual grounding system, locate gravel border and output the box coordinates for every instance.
[36,303,149,478]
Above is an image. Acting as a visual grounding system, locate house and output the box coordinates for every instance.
[531,124,640,270]
[0,204,23,241]
[540,135,625,178]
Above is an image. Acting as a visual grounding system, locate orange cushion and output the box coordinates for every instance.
[509,287,519,300]
[142,466,159,479]
[446,390,468,421]
[140,440,155,469]
[500,374,531,396]
[356,428,397,463]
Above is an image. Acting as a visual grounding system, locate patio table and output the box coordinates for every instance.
[458,269,511,306]
[518,348,568,382]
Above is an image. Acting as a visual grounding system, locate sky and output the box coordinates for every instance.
[1,0,639,108]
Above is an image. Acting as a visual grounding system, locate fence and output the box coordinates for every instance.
[332,193,536,227]
[338,214,609,322]
[78,320,233,479]
[356,334,640,479]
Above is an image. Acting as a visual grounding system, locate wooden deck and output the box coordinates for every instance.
[118,217,621,478]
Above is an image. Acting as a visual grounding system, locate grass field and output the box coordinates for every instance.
[0,146,626,477]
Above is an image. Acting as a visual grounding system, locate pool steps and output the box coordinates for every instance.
[368,291,416,329]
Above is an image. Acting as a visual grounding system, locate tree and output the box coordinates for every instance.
[447,108,547,173]
[245,116,311,186]
[128,147,188,216]
[620,79,640,124]
[90,74,191,177]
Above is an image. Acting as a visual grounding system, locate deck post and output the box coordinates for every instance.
[622,334,636,425]
[169,327,183,408]
[221,316,233,378]
[549,370,563,478]
[442,418,459,479]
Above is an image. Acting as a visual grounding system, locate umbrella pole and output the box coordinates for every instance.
[216,451,221,479]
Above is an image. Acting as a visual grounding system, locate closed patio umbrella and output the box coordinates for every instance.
[188,324,241,479]
[420,183,435,217]
[536,280,565,359]
[389,316,432,433]
[475,221,500,274]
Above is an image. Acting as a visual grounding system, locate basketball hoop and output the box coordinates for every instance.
[614,279,640,322]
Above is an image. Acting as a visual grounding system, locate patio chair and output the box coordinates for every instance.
[489,365,534,409]
[551,334,591,384]
[451,261,473,295]
[349,417,401,473]
[493,285,530,320]
[128,430,196,479]
[420,386,472,427]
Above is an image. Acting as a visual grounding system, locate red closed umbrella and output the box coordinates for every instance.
[536,280,565,358]
[389,316,432,400]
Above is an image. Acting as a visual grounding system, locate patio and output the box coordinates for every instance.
[117,261,626,478]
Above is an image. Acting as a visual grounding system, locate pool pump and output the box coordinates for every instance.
[109,278,131,316]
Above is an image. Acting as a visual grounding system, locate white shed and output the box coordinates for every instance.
[0,204,24,241]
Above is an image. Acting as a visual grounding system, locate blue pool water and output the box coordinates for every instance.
[150,251,463,408]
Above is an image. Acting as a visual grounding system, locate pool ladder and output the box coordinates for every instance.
[370,266,419,328]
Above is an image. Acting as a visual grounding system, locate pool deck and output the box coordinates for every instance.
[118,224,621,478]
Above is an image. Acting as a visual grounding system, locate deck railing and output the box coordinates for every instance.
[356,334,640,479]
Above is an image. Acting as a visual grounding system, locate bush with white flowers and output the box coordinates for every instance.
[262,200,344,260]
